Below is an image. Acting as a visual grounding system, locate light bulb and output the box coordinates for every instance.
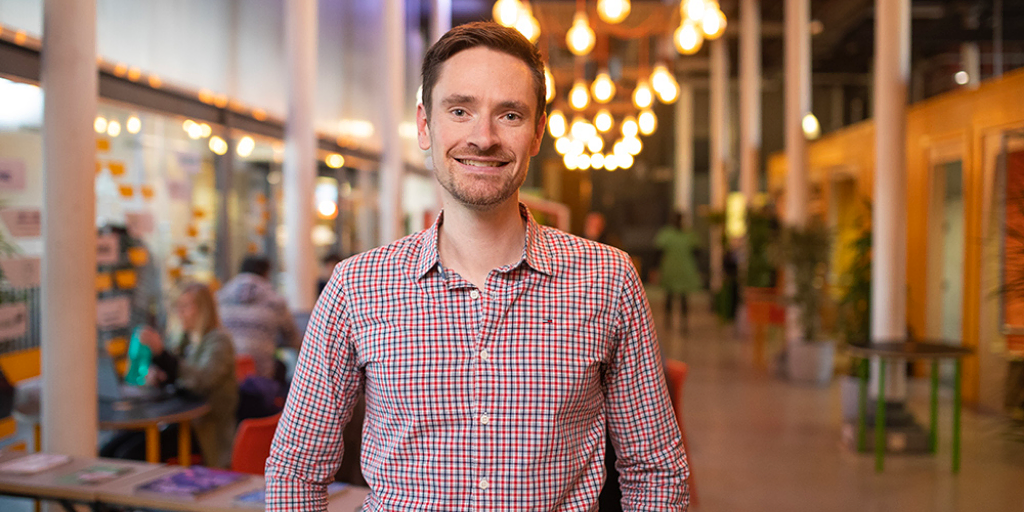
[577,153,592,170]
[545,65,556,103]
[237,136,255,157]
[563,152,578,170]
[570,81,590,110]
[209,135,228,155]
[597,0,631,24]
[683,0,706,22]
[570,117,596,141]
[493,0,521,27]
[657,80,679,103]
[604,153,619,171]
[625,136,642,155]
[566,12,596,56]
[94,116,108,134]
[595,109,613,132]
[613,139,628,157]
[802,112,821,140]
[587,136,604,154]
[621,116,639,138]
[590,153,605,169]
[126,115,141,134]
[515,9,540,43]
[555,136,572,155]
[633,81,653,109]
[326,153,346,168]
[619,153,634,169]
[106,120,121,137]
[638,109,657,135]
[702,6,727,39]
[569,139,586,156]
[674,19,704,55]
[591,71,616,103]
[548,110,567,138]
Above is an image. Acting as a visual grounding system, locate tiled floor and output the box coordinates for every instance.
[653,290,1024,512]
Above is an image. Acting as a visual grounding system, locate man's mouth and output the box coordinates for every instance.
[456,158,510,168]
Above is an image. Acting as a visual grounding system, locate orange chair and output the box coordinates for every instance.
[231,412,282,475]
[664,359,698,507]
[236,355,257,382]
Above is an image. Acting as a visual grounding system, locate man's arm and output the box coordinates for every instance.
[605,256,690,510]
[265,268,362,511]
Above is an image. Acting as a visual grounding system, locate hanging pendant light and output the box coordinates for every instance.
[597,0,631,24]
[651,64,680,104]
[674,18,704,55]
[548,110,567,138]
[594,109,614,132]
[566,12,596,56]
[570,80,591,110]
[544,65,556,104]
[632,80,654,109]
[591,70,616,103]
[701,3,727,40]
[493,0,521,27]
[638,109,658,135]
[682,0,706,22]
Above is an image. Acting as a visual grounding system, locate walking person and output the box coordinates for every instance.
[655,211,702,334]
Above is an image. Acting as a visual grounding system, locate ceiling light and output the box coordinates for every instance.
[604,153,619,171]
[563,152,579,170]
[326,153,346,168]
[591,71,616,103]
[237,135,255,157]
[675,19,704,55]
[548,110,567,138]
[621,116,639,138]
[570,81,590,110]
[618,153,634,169]
[954,71,969,85]
[493,0,521,27]
[577,153,592,170]
[545,65,556,103]
[590,152,605,169]
[94,116,108,134]
[555,136,572,155]
[567,12,596,56]
[587,136,604,154]
[597,0,631,24]
[106,120,121,137]
[625,136,642,155]
[683,0,706,22]
[633,81,654,109]
[802,112,821,140]
[570,117,597,141]
[209,135,228,155]
[126,115,141,134]
[594,109,613,132]
[638,109,657,135]
[702,5,727,39]
[515,5,540,43]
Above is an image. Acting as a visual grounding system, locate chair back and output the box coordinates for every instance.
[236,355,257,382]
[663,359,698,506]
[231,412,281,475]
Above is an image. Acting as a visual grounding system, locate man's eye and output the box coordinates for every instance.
[452,109,466,117]
[504,113,522,121]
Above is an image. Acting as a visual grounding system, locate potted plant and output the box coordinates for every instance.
[773,218,834,385]
[744,206,782,368]
[836,219,872,417]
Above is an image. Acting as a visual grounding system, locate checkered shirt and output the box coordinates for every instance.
[266,204,689,511]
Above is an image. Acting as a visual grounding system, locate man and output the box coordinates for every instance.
[217,256,300,379]
[266,22,688,511]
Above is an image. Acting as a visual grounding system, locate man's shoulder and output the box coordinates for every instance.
[335,231,426,281]
[539,226,634,271]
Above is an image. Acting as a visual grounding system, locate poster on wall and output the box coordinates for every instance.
[1003,149,1024,356]
[0,304,27,341]
[0,208,41,238]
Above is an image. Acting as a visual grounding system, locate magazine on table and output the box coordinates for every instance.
[134,466,248,501]
[0,453,71,475]
[233,482,351,507]
[56,464,133,485]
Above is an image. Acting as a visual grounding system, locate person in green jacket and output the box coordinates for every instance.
[142,282,239,468]
[655,211,702,334]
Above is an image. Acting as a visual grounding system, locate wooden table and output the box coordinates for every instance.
[0,451,370,511]
[847,340,974,473]
[99,396,209,466]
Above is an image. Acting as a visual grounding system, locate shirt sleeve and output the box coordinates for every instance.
[605,255,690,511]
[265,266,363,511]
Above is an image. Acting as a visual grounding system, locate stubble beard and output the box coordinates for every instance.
[436,151,527,211]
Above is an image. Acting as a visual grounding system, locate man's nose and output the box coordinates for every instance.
[467,117,499,150]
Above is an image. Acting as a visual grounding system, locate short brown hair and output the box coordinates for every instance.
[421,21,546,123]
[180,282,220,337]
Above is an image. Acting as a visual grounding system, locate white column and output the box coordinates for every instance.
[430,0,451,43]
[379,0,406,244]
[784,0,809,228]
[284,0,317,312]
[709,38,729,292]
[739,0,761,205]
[960,42,980,89]
[872,0,910,399]
[674,82,694,217]
[41,0,97,457]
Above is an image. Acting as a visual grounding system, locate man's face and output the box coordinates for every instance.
[417,46,545,211]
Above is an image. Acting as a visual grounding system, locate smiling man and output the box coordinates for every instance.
[265,22,688,511]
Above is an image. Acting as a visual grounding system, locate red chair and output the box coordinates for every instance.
[231,412,282,475]
[235,355,257,382]
[664,359,698,507]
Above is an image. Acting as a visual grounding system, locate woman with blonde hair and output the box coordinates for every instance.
[141,282,239,467]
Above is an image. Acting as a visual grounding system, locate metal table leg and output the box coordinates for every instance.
[857,358,868,452]
[930,360,939,453]
[875,358,886,473]
[953,359,962,473]
[178,421,192,467]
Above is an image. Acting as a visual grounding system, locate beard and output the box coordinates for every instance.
[435,148,527,210]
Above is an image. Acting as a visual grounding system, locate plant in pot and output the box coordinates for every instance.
[772,218,834,385]
[836,219,872,418]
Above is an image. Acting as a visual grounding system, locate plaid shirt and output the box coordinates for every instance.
[266,204,688,511]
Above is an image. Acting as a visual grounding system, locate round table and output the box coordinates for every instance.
[846,340,974,473]
[99,396,209,466]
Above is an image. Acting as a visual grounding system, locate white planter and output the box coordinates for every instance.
[787,340,835,386]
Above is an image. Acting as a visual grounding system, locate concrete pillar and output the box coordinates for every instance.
[709,38,729,292]
[784,0,809,228]
[41,0,98,457]
[739,0,761,205]
[674,81,694,217]
[872,0,910,399]
[431,0,452,43]
[283,0,317,312]
[379,0,406,244]
[214,127,234,283]
[960,42,980,89]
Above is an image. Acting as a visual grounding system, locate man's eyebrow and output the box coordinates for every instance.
[497,100,531,113]
[440,94,477,107]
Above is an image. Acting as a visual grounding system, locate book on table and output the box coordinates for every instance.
[134,466,248,501]
[233,482,351,507]
[0,453,71,475]
[56,464,133,485]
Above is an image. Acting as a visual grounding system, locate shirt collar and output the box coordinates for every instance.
[413,202,555,280]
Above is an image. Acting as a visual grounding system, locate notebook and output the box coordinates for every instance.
[0,453,71,475]
[56,464,133,485]
[134,466,248,501]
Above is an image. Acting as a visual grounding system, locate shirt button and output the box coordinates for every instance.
[470,290,480,299]
[480,413,490,425]
[478,478,489,490]
[480,349,490,361]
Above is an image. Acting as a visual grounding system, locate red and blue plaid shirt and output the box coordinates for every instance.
[266,204,688,511]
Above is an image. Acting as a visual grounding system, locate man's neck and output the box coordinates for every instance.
[437,197,526,290]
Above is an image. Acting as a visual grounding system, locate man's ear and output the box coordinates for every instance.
[417,103,431,151]
[530,111,547,156]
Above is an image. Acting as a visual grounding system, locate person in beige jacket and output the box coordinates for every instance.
[142,282,239,468]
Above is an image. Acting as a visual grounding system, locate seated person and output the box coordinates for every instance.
[140,282,239,468]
